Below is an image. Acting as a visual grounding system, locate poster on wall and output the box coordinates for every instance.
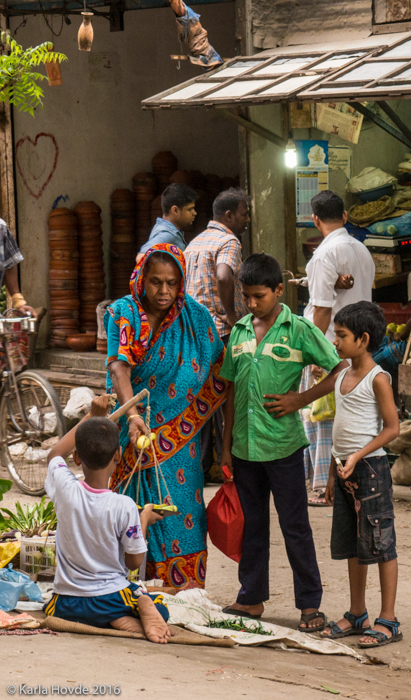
[329,145,352,180]
[295,140,329,227]
[316,103,364,144]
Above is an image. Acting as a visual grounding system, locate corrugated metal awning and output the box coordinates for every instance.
[142,32,411,109]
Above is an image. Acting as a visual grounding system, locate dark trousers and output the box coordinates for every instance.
[233,448,323,610]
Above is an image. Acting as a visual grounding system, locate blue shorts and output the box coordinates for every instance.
[43,582,169,628]
[331,455,397,566]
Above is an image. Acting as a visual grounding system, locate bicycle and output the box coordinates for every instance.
[0,309,66,495]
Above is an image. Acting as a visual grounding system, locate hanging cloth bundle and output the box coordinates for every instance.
[169,0,223,69]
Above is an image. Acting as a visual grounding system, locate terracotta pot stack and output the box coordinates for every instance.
[150,195,163,227]
[169,170,191,185]
[205,173,222,212]
[73,201,105,339]
[110,189,136,300]
[132,172,157,251]
[48,207,80,349]
[189,189,209,242]
[152,151,177,193]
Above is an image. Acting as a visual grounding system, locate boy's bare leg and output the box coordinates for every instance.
[110,616,144,634]
[358,559,399,644]
[322,558,369,636]
[137,595,174,643]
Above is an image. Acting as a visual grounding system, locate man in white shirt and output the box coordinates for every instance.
[301,190,375,504]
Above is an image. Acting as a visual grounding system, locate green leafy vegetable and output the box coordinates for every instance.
[0,496,57,535]
[207,617,274,636]
[0,478,12,502]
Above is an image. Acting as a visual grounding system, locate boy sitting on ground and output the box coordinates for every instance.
[43,394,172,644]
[219,253,347,632]
[323,301,401,648]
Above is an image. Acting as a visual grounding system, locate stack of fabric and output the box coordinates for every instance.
[73,201,105,339]
[48,207,79,348]
[132,172,157,251]
[110,189,136,300]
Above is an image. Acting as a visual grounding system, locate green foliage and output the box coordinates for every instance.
[0,478,12,502]
[0,285,7,315]
[0,31,68,116]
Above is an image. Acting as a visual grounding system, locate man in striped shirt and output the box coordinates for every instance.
[185,188,250,481]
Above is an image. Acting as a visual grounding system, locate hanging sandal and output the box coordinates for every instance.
[298,611,326,633]
[358,617,403,648]
[321,611,370,639]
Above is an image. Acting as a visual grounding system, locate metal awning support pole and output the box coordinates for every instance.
[219,108,287,148]
[349,102,411,148]
[378,101,411,146]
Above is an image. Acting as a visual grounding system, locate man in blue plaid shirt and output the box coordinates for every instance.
[0,218,36,318]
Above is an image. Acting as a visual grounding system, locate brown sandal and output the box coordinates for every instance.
[298,611,327,633]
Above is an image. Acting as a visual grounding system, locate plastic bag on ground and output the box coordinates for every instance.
[0,564,43,611]
[63,387,96,420]
[28,406,57,432]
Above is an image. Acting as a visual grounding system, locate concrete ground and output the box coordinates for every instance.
[1,474,411,700]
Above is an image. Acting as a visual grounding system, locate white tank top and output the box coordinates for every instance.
[332,365,391,460]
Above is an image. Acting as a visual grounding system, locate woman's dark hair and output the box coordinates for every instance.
[213,188,251,219]
[75,417,120,470]
[311,190,344,222]
[240,253,283,291]
[334,301,386,353]
[161,184,198,215]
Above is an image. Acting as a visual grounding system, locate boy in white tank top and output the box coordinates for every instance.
[322,301,402,648]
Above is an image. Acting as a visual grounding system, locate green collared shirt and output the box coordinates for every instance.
[220,304,341,462]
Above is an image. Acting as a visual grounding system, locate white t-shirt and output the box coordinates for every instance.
[304,228,375,342]
[45,457,147,597]
[332,365,391,460]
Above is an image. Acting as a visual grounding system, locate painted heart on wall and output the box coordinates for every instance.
[15,133,59,200]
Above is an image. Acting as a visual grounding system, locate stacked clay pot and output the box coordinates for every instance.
[169,170,190,185]
[150,195,163,228]
[73,201,105,339]
[48,207,80,348]
[132,172,157,251]
[152,151,177,193]
[110,189,136,300]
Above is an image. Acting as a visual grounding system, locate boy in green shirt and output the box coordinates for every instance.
[219,253,346,631]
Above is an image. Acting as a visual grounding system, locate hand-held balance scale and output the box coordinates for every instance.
[109,389,180,516]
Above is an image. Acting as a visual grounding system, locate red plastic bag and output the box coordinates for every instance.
[206,465,244,563]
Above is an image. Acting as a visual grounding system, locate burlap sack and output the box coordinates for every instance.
[387,420,411,485]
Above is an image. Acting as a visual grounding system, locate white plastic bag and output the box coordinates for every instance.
[28,406,57,432]
[63,387,96,420]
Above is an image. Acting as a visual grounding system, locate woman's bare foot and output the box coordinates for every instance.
[110,616,144,634]
[224,602,264,617]
[137,595,174,644]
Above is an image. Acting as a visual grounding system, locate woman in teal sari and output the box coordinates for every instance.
[105,244,227,588]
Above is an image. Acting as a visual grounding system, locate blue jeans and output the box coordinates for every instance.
[233,448,322,610]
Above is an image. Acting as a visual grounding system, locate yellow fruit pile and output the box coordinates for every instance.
[386,323,406,336]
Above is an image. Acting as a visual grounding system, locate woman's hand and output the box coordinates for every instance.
[128,414,149,448]
[311,365,323,380]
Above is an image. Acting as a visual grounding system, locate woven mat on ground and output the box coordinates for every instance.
[40,616,234,647]
[0,628,57,636]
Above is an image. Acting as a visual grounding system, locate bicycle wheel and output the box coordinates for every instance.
[0,370,66,495]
